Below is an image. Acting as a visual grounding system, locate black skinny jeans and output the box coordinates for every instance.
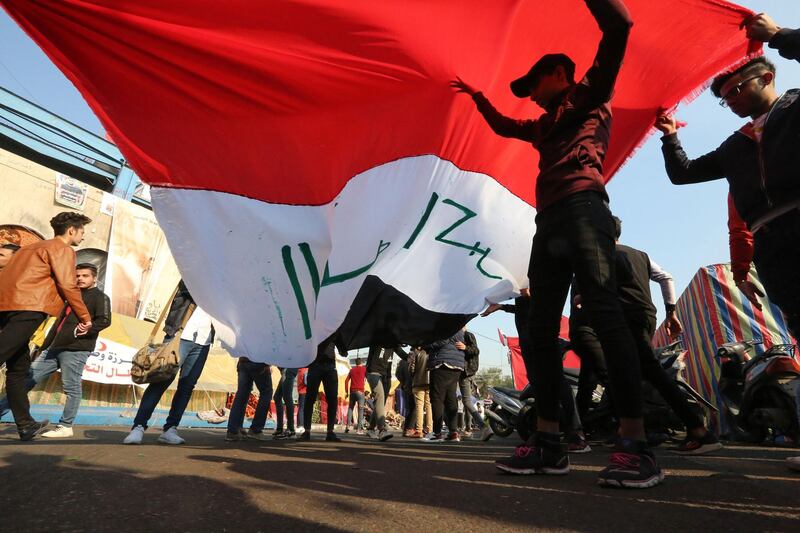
[629,315,704,431]
[572,311,704,431]
[570,320,609,419]
[517,297,582,431]
[0,311,47,430]
[304,358,338,433]
[528,191,642,421]
[753,210,800,339]
[430,366,461,434]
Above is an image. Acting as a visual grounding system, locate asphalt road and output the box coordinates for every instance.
[0,425,798,532]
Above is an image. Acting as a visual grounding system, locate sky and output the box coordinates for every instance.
[0,1,797,374]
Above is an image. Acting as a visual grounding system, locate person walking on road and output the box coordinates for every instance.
[123,282,214,445]
[344,357,367,434]
[0,263,111,438]
[0,212,93,441]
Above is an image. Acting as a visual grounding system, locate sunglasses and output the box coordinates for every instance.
[719,75,763,107]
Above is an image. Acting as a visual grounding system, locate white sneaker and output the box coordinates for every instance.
[41,425,73,438]
[422,432,444,443]
[123,425,145,445]
[480,425,494,442]
[296,427,306,435]
[367,429,378,439]
[158,427,185,445]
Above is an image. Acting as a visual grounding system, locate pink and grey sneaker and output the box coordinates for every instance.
[598,439,664,489]
[495,433,569,475]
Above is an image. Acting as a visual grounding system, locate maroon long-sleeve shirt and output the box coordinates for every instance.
[471,0,632,211]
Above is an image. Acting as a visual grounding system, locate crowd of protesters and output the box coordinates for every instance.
[1,2,799,489]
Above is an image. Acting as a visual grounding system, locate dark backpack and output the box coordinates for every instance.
[464,331,480,377]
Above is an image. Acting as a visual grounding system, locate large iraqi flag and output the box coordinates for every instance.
[2,0,756,365]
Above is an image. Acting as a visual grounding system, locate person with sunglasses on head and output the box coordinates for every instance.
[656,13,800,343]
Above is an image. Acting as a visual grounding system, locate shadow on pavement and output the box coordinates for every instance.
[0,426,798,532]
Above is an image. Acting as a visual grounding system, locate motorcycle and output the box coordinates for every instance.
[717,340,800,443]
[485,369,579,442]
[485,339,578,441]
[581,339,718,441]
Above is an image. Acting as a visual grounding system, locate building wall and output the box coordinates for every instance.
[0,146,113,250]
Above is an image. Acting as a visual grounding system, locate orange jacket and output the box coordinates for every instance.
[0,238,91,322]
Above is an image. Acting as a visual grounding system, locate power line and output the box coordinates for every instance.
[0,59,37,103]
[472,330,503,345]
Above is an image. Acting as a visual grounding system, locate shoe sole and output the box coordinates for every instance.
[495,463,570,475]
[597,471,665,489]
[674,442,723,456]
[568,446,592,454]
[157,438,185,445]
[123,439,143,445]
[41,432,73,438]
[19,427,49,442]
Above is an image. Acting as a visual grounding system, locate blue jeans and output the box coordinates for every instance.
[227,359,272,433]
[132,339,209,430]
[347,391,365,429]
[459,376,485,429]
[0,348,89,426]
[367,373,386,430]
[273,367,298,432]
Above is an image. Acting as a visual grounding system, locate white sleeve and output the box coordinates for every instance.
[648,258,676,307]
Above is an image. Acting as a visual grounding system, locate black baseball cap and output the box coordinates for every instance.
[510,53,576,98]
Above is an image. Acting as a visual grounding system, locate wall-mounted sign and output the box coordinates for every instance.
[100,191,116,216]
[54,174,88,210]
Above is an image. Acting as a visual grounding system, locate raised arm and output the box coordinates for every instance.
[450,77,540,141]
[471,92,541,140]
[769,28,800,61]
[573,0,634,108]
[746,13,800,62]
[656,118,727,185]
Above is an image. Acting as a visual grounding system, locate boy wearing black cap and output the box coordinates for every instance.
[452,0,661,489]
